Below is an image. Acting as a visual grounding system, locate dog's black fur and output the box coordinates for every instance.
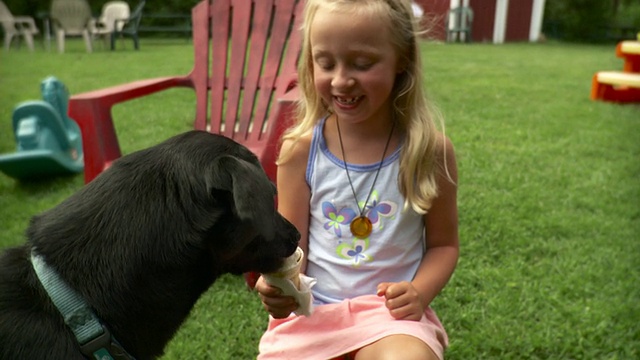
[0,130,299,359]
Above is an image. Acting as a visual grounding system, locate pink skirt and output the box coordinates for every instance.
[258,295,448,360]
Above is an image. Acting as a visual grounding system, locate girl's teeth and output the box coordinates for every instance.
[337,97,359,104]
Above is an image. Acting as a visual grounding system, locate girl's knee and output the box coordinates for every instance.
[354,335,439,360]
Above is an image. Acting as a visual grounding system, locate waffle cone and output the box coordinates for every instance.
[268,247,303,289]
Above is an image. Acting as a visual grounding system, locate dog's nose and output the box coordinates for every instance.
[285,228,300,254]
[291,228,300,244]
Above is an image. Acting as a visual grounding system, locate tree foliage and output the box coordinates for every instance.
[544,0,640,42]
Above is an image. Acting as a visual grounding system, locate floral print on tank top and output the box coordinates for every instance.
[321,190,398,267]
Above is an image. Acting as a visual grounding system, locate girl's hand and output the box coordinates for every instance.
[255,275,298,319]
[377,281,425,321]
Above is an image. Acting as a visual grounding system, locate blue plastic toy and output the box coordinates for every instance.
[0,76,84,180]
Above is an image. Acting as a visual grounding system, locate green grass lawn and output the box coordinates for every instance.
[1,38,639,359]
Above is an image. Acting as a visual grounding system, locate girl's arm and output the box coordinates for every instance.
[413,135,459,307]
[275,136,312,272]
[255,136,312,319]
[378,135,459,320]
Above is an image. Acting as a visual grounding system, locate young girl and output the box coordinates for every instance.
[255,0,459,359]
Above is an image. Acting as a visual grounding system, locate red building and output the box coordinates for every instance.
[415,0,546,43]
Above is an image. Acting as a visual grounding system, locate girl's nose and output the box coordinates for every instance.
[331,69,355,89]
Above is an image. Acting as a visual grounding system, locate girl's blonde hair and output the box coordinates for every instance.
[278,0,445,214]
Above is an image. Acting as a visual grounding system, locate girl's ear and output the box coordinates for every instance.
[396,56,409,74]
[397,42,416,73]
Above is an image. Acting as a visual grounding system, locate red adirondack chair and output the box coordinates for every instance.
[68,0,304,184]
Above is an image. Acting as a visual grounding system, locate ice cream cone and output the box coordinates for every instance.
[267,247,303,289]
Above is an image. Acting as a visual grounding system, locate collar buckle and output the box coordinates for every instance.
[79,324,132,360]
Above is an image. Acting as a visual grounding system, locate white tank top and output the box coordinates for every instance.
[305,118,425,304]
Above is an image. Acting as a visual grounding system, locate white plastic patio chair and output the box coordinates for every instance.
[50,0,93,53]
[90,1,130,49]
[0,0,39,51]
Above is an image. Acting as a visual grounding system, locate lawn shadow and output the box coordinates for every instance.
[1,172,83,199]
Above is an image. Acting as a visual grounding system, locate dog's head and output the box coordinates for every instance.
[177,131,301,275]
[201,142,301,275]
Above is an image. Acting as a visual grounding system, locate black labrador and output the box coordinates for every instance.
[0,130,299,359]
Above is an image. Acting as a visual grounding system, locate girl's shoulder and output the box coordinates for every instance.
[280,132,313,168]
[433,132,457,182]
[406,130,455,161]
[432,131,455,157]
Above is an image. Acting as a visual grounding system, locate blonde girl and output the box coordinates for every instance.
[256,0,459,359]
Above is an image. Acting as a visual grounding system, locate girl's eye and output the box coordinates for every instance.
[320,63,335,71]
[314,58,334,71]
[354,62,373,71]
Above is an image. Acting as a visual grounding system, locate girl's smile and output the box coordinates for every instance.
[334,95,363,107]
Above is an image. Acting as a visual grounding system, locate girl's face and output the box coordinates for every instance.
[309,6,402,126]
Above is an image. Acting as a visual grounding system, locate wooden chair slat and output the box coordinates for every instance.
[250,0,299,142]
[236,0,274,139]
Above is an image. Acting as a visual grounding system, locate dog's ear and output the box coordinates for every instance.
[206,155,276,240]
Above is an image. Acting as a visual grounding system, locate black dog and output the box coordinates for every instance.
[0,130,299,359]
